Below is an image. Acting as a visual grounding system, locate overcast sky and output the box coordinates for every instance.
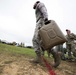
[0,0,76,46]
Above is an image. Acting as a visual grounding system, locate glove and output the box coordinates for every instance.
[44,18,51,25]
[44,18,48,22]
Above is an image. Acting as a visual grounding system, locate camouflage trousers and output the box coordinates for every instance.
[56,44,66,60]
[67,43,76,59]
[32,18,44,53]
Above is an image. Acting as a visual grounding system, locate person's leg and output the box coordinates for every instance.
[71,43,76,61]
[32,19,44,63]
[32,31,42,63]
[32,39,42,63]
[71,43,76,56]
[67,45,72,60]
[50,48,61,68]
[60,45,66,60]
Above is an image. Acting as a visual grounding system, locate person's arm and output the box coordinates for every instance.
[37,3,48,21]
[73,33,76,40]
[70,33,76,39]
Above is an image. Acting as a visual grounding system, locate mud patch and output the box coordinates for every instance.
[0,53,76,75]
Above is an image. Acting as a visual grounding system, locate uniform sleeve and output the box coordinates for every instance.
[37,3,48,20]
[72,33,76,40]
[69,33,76,39]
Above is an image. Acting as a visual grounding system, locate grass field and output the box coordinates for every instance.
[0,43,49,58]
[0,43,36,58]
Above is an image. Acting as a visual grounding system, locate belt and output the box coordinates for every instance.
[36,17,43,23]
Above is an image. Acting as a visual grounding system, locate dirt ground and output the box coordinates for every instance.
[0,53,76,75]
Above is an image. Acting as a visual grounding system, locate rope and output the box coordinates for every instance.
[41,56,56,75]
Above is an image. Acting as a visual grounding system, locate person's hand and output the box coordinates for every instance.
[44,18,48,22]
[44,18,51,25]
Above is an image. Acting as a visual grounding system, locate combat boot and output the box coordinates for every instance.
[33,51,42,63]
[51,50,61,68]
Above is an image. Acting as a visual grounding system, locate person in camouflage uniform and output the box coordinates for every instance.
[55,44,67,60]
[32,1,61,68]
[66,29,76,61]
[32,1,48,63]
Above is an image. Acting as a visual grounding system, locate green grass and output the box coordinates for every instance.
[0,43,51,60]
[0,43,36,58]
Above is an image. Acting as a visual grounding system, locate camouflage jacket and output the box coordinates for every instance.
[66,33,76,45]
[35,2,48,22]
